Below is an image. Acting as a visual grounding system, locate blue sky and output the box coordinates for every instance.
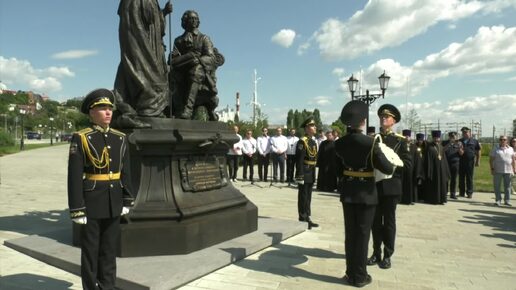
[1,0,516,136]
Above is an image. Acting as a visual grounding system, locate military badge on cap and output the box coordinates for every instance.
[301,116,316,128]
[377,104,401,123]
[81,88,115,114]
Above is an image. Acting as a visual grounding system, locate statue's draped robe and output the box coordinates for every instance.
[114,0,169,117]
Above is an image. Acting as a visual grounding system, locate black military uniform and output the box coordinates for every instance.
[443,132,461,199]
[295,117,318,229]
[458,127,481,198]
[400,129,415,205]
[369,104,411,269]
[68,88,134,290]
[336,100,396,287]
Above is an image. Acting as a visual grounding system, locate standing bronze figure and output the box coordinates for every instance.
[113,0,173,128]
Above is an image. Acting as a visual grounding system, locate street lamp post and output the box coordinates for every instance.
[347,71,390,128]
[19,109,26,151]
[49,117,54,145]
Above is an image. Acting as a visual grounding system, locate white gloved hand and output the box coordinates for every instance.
[121,207,130,216]
[72,217,87,224]
[297,180,304,185]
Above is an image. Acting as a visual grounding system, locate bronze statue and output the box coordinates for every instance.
[113,0,173,128]
[170,10,224,121]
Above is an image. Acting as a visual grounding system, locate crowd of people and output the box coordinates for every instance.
[226,123,516,208]
[224,103,515,288]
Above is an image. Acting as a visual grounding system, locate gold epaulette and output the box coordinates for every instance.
[110,128,126,137]
[76,127,93,136]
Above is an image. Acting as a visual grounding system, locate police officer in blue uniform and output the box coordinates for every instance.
[458,127,481,198]
[295,117,319,229]
[336,100,396,287]
[68,88,135,290]
[368,104,411,269]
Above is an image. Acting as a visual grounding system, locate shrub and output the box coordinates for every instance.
[0,131,15,147]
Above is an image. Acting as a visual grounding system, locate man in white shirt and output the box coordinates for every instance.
[227,125,242,182]
[257,127,271,182]
[270,127,289,183]
[489,135,516,206]
[241,129,257,183]
[316,129,326,150]
[286,128,299,185]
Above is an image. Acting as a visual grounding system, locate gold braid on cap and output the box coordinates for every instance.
[80,134,110,169]
[90,97,113,108]
[380,109,395,118]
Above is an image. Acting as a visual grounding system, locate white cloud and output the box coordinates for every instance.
[271,29,296,48]
[398,95,516,135]
[52,49,98,59]
[297,41,311,55]
[309,96,332,106]
[332,68,345,76]
[340,26,516,97]
[46,66,75,78]
[307,0,506,60]
[0,56,74,93]
[414,26,516,75]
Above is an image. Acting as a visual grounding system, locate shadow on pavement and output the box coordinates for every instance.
[222,232,345,285]
[0,209,72,244]
[459,208,516,248]
[0,273,74,290]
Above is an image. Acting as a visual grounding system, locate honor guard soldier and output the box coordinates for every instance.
[68,88,135,290]
[368,104,411,269]
[336,100,396,287]
[295,117,319,229]
[400,129,418,205]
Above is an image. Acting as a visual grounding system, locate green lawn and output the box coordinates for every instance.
[473,155,494,193]
[0,143,67,156]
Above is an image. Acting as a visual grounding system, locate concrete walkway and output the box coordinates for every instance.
[1,145,515,290]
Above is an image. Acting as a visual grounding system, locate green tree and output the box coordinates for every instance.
[286,109,294,129]
[331,118,346,136]
[313,109,322,130]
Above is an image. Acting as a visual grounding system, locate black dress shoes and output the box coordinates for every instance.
[307,220,319,230]
[379,257,391,269]
[353,274,372,288]
[367,254,380,266]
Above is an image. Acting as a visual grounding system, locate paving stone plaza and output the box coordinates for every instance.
[1,145,515,289]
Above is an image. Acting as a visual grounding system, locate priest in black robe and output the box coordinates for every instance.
[422,130,450,204]
[316,131,337,192]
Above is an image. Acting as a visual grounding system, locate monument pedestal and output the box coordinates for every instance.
[74,118,258,257]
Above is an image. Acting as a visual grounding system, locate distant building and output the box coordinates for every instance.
[215,105,236,123]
